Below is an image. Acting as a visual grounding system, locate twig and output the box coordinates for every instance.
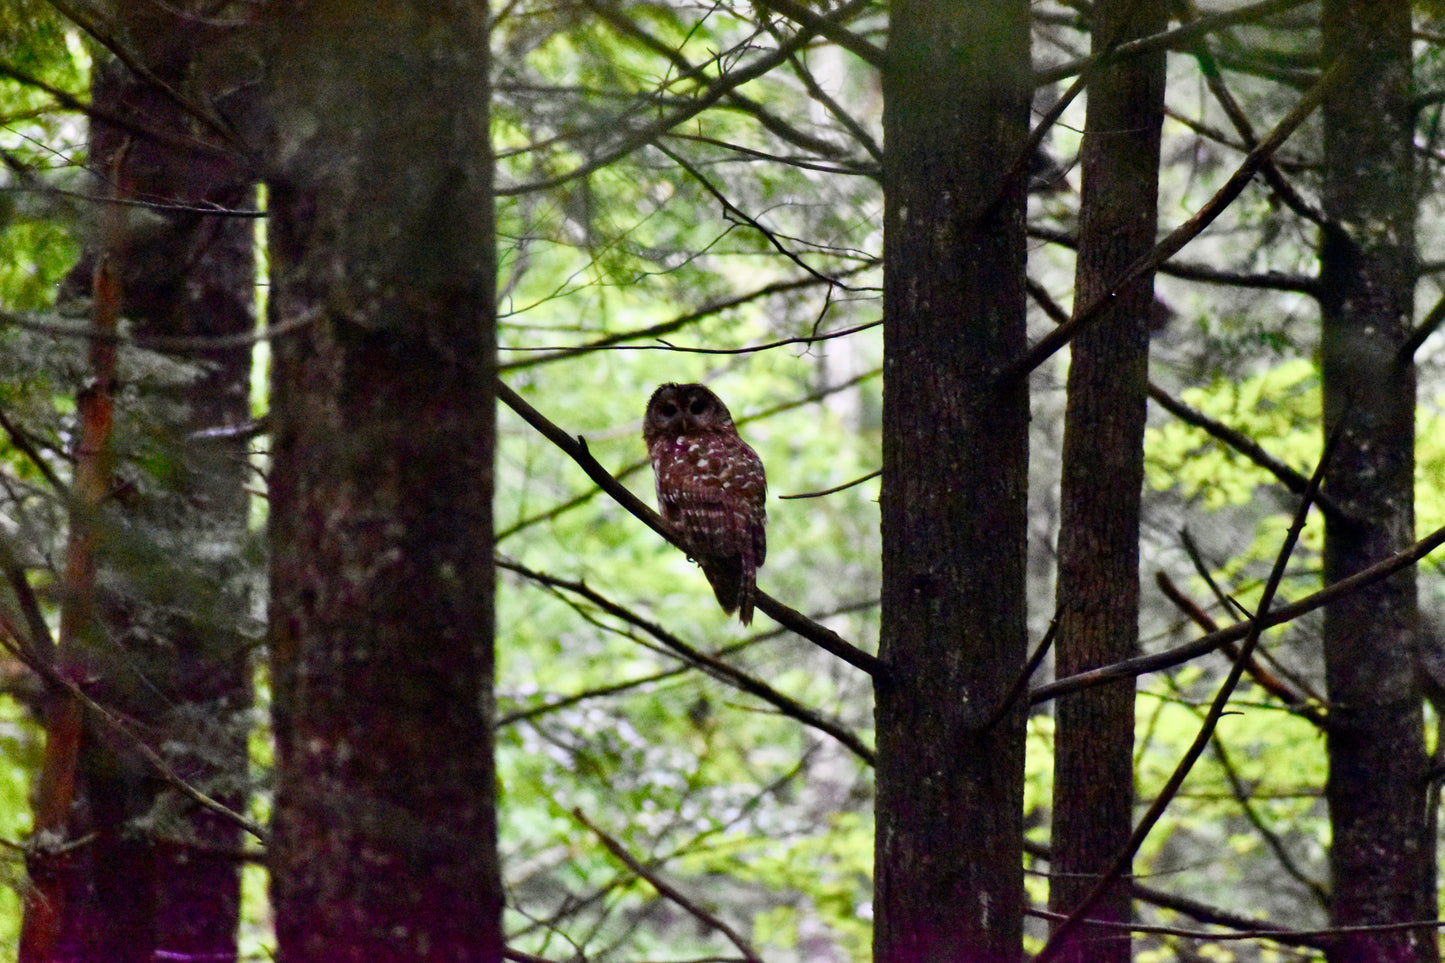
[1147,385,1347,523]
[0,404,69,496]
[1155,571,1325,726]
[1003,55,1349,385]
[779,468,879,500]
[1024,840,1333,950]
[1034,0,1318,85]
[1027,226,1319,294]
[985,617,1056,730]
[500,558,874,764]
[498,0,878,197]
[498,273,853,372]
[572,808,764,963]
[0,305,322,355]
[751,0,885,69]
[1208,730,1330,907]
[1025,279,1345,521]
[1177,0,1328,228]
[1029,906,1445,944]
[1033,518,1445,703]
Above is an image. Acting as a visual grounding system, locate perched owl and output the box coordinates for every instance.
[643,383,767,625]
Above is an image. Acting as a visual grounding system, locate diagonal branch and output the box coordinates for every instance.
[1155,570,1324,726]
[500,558,875,764]
[1146,384,1347,523]
[1034,0,1318,85]
[573,807,763,963]
[752,0,885,69]
[498,0,877,196]
[497,379,884,678]
[1025,279,1343,520]
[1003,54,1349,384]
[1036,420,1334,962]
[1033,518,1445,704]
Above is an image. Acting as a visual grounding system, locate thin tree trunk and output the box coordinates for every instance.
[1047,2,1166,960]
[874,0,1031,959]
[262,2,504,959]
[21,12,258,960]
[1319,1,1437,960]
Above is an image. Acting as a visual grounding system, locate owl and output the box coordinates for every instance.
[643,383,767,625]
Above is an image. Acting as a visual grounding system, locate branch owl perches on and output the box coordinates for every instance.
[643,383,768,625]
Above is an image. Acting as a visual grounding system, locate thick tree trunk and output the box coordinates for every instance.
[1319,2,1436,960]
[874,1,1031,960]
[23,12,258,961]
[1047,2,1166,960]
[262,2,504,959]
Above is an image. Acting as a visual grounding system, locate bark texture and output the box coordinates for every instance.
[263,2,503,960]
[1047,2,1166,960]
[874,0,1031,959]
[1319,1,1436,960]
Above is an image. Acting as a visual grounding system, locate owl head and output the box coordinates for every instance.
[643,383,735,443]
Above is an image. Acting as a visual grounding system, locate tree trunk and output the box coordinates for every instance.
[22,12,258,961]
[1047,2,1166,960]
[262,2,504,959]
[1319,1,1436,960]
[874,0,1031,959]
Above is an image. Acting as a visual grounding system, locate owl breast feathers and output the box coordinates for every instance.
[643,383,767,625]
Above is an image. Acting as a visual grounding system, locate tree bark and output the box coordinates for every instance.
[262,2,504,959]
[1047,2,1166,961]
[1319,1,1437,960]
[874,0,1031,959]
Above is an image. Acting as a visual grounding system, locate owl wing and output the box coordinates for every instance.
[652,432,766,623]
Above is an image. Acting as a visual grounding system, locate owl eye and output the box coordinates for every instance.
[658,402,678,417]
[689,398,709,415]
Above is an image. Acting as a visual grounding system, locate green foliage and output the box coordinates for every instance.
[1145,358,1320,511]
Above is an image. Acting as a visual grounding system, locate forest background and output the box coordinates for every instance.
[2,0,1445,960]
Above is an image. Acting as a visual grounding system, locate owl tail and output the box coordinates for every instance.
[702,555,755,626]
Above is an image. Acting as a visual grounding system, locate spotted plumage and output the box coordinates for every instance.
[643,383,767,625]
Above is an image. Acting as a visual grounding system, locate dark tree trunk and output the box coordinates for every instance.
[28,10,259,961]
[1047,2,1166,960]
[874,0,1031,959]
[1319,1,1437,960]
[262,2,504,959]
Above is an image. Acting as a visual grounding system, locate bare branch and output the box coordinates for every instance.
[1026,225,1319,295]
[500,558,875,764]
[653,140,850,289]
[499,273,858,372]
[1146,383,1347,523]
[1398,289,1445,364]
[1037,423,1332,961]
[1208,731,1330,907]
[1034,0,1319,86]
[498,0,878,197]
[1023,838,1333,950]
[779,468,879,500]
[1003,54,1347,384]
[1034,519,1445,703]
[573,808,765,963]
[752,0,886,69]
[1155,571,1325,726]
[498,368,878,540]
[1177,0,1329,228]
[497,380,883,677]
